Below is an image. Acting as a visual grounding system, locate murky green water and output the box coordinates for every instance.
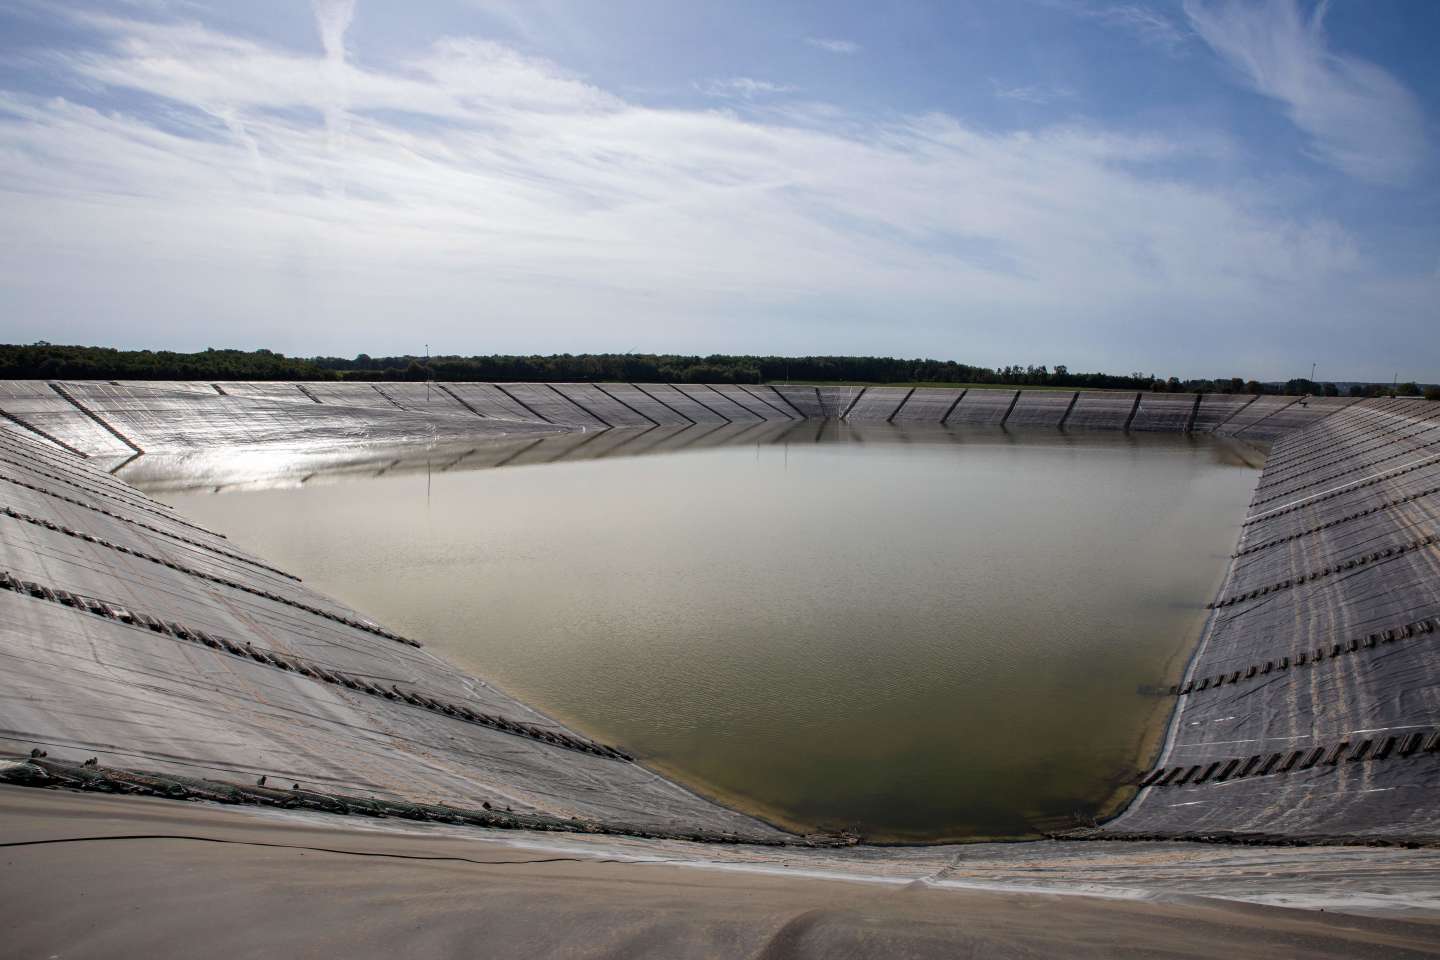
[157,425,1260,841]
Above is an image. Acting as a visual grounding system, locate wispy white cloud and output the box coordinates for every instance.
[312,0,355,195]
[465,0,533,39]
[1093,4,1189,55]
[990,80,1078,105]
[804,37,860,55]
[1057,2,1188,56]
[463,0,593,54]
[700,77,797,100]
[1186,0,1427,185]
[313,0,355,62]
[0,10,1432,375]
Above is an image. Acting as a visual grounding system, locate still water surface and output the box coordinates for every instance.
[159,426,1260,841]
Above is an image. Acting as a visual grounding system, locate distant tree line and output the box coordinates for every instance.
[1,343,1435,399]
[0,345,329,381]
[327,356,1166,389]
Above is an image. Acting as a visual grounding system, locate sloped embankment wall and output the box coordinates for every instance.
[0,424,787,840]
[0,380,1358,460]
[2,380,1436,842]
[1106,397,1440,840]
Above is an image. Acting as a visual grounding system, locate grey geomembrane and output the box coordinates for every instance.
[3,379,1439,846]
[46,380,559,454]
[584,384,688,426]
[299,381,404,409]
[842,387,912,421]
[1006,391,1072,428]
[1249,417,1440,506]
[476,383,603,429]
[0,434,784,838]
[1065,391,1139,430]
[731,385,798,419]
[439,382,545,422]
[1218,395,1300,438]
[1192,394,1256,433]
[219,382,313,403]
[2,381,1412,455]
[0,441,237,550]
[891,388,963,423]
[768,385,827,418]
[362,382,475,417]
[1130,393,1197,432]
[1226,400,1346,442]
[147,381,225,396]
[665,382,744,422]
[704,383,793,420]
[948,388,1019,425]
[632,383,729,423]
[0,380,136,458]
[1106,398,1440,841]
[0,594,787,833]
[815,387,863,419]
[1120,756,1440,839]
[551,383,656,427]
[1257,406,1440,486]
[673,384,764,421]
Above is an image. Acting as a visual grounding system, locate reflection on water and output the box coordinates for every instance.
[125,419,1266,494]
[153,424,1261,841]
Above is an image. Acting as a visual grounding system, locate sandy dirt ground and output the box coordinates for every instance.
[3,787,1440,959]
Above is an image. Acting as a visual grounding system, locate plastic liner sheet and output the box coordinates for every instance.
[439,383,546,422]
[585,384,691,426]
[1192,394,1256,433]
[842,387,913,421]
[1065,391,1140,430]
[813,387,862,419]
[301,382,411,410]
[0,380,135,458]
[46,381,558,452]
[550,383,655,427]
[890,388,963,423]
[218,382,313,403]
[1110,401,1440,840]
[1249,397,1360,440]
[767,385,827,419]
[354,382,476,418]
[1131,393,1197,432]
[494,383,607,429]
[1219,396,1299,436]
[704,384,793,420]
[630,383,729,423]
[0,431,787,839]
[672,384,765,422]
[1006,391,1073,428]
[947,388,1020,425]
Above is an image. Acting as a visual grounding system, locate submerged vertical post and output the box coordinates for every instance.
[1185,392,1203,433]
[1123,392,1143,431]
[1058,391,1080,429]
[885,388,915,423]
[940,389,968,424]
[1000,389,1022,427]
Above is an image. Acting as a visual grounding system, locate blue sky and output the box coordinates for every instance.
[0,0,1435,380]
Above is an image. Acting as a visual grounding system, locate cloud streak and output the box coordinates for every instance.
[1186,0,1427,185]
[991,80,1077,105]
[804,37,860,55]
[313,0,356,195]
[700,77,797,100]
[1096,4,1189,55]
